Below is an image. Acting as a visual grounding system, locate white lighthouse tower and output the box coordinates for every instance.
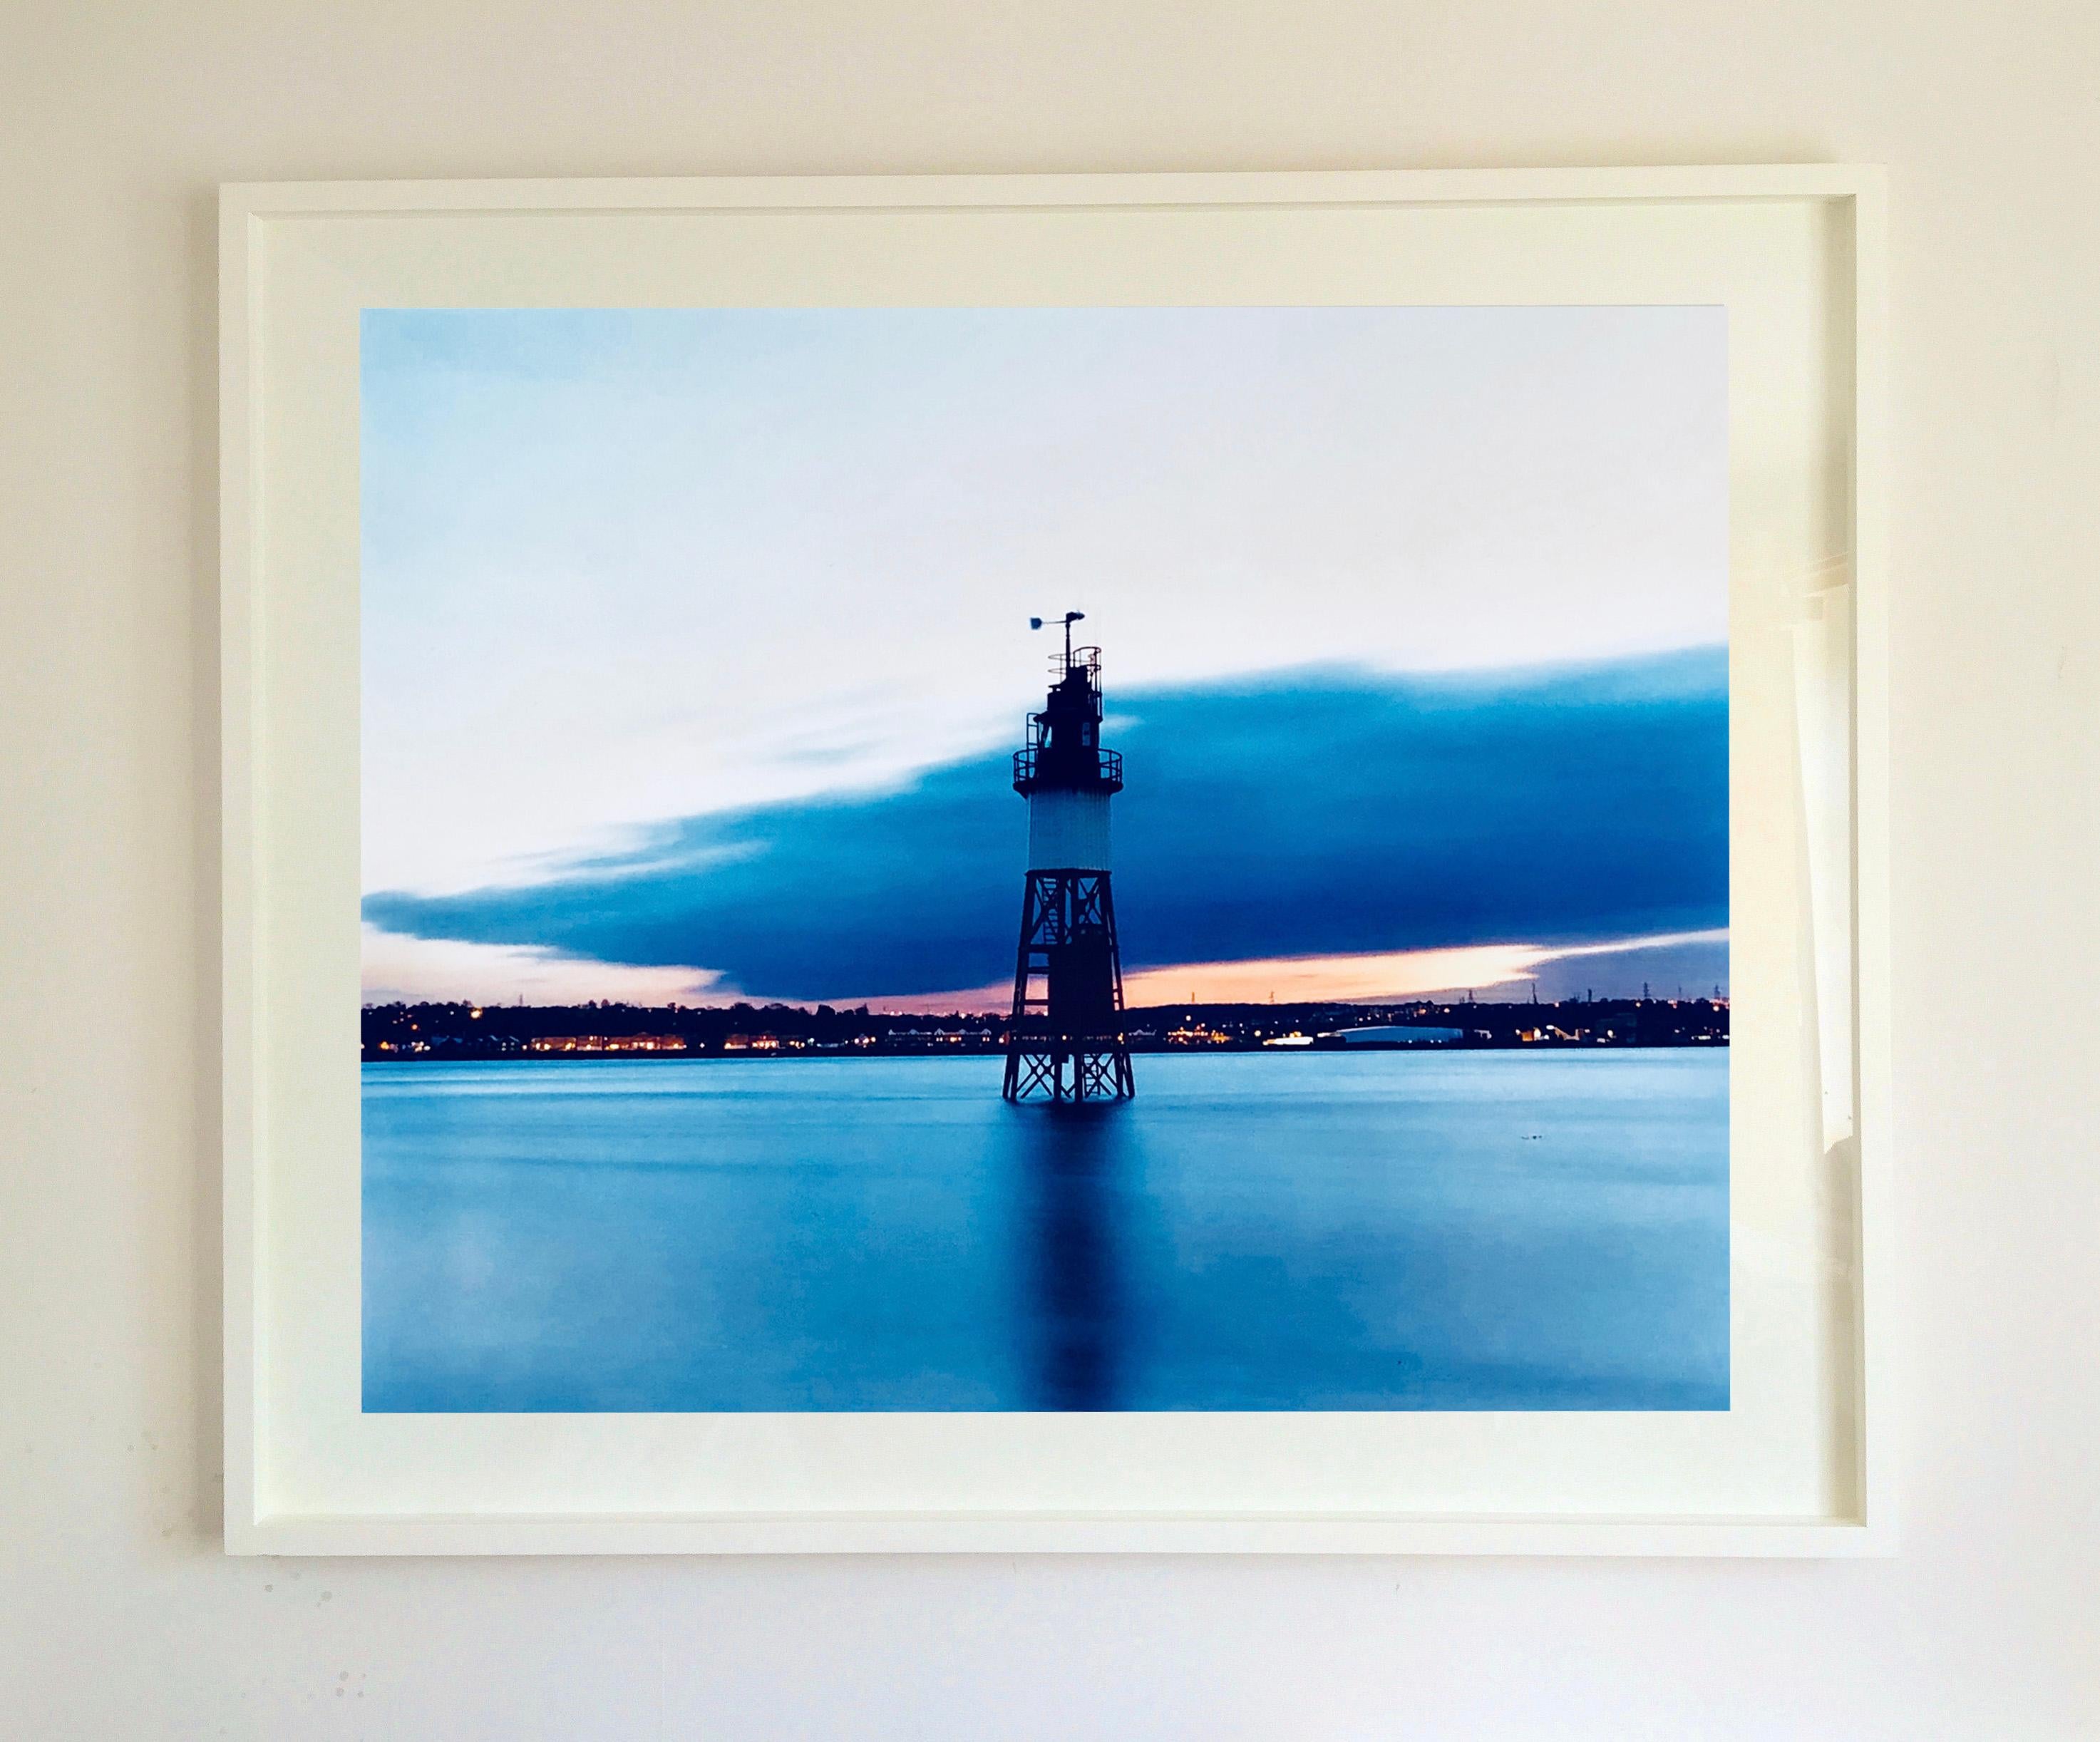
[1002,612,1136,1103]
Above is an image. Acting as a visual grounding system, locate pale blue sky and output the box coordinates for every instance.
[361,306,1727,1003]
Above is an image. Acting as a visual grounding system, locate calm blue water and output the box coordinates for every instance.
[362,1051,1728,1412]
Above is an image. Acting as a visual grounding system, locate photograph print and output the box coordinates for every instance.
[359,304,1730,1413]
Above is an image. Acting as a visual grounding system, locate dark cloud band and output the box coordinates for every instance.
[364,649,1728,1002]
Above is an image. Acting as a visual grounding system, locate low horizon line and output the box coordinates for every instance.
[359,989,1731,1016]
[360,926,1730,1014]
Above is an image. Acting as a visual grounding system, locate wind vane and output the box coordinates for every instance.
[1029,610,1086,674]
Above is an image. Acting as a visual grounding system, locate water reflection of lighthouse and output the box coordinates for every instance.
[1002,613,1136,1103]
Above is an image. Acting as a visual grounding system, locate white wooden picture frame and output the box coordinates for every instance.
[222,165,1890,1555]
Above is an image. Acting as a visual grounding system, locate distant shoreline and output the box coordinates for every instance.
[362,994,1728,1063]
[363,1041,1728,1063]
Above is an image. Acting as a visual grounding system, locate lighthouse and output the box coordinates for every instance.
[1002,613,1136,1103]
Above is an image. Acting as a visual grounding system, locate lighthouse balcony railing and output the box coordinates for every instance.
[1013,745,1122,788]
[1051,645,1103,681]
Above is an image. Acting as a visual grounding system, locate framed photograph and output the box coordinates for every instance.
[221,165,1890,1554]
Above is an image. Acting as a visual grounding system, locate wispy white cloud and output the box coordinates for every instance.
[359,924,723,1007]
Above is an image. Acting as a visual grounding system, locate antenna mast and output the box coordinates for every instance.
[1029,610,1086,676]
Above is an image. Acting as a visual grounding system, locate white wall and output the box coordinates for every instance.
[2,1,2096,1733]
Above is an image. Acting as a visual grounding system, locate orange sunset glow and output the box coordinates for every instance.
[866,930,1728,1015]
